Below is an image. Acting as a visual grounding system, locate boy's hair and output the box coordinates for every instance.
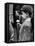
[21,5,33,18]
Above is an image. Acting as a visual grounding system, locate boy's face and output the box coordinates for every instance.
[21,11,29,19]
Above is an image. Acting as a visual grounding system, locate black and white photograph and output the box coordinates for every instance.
[5,3,34,43]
